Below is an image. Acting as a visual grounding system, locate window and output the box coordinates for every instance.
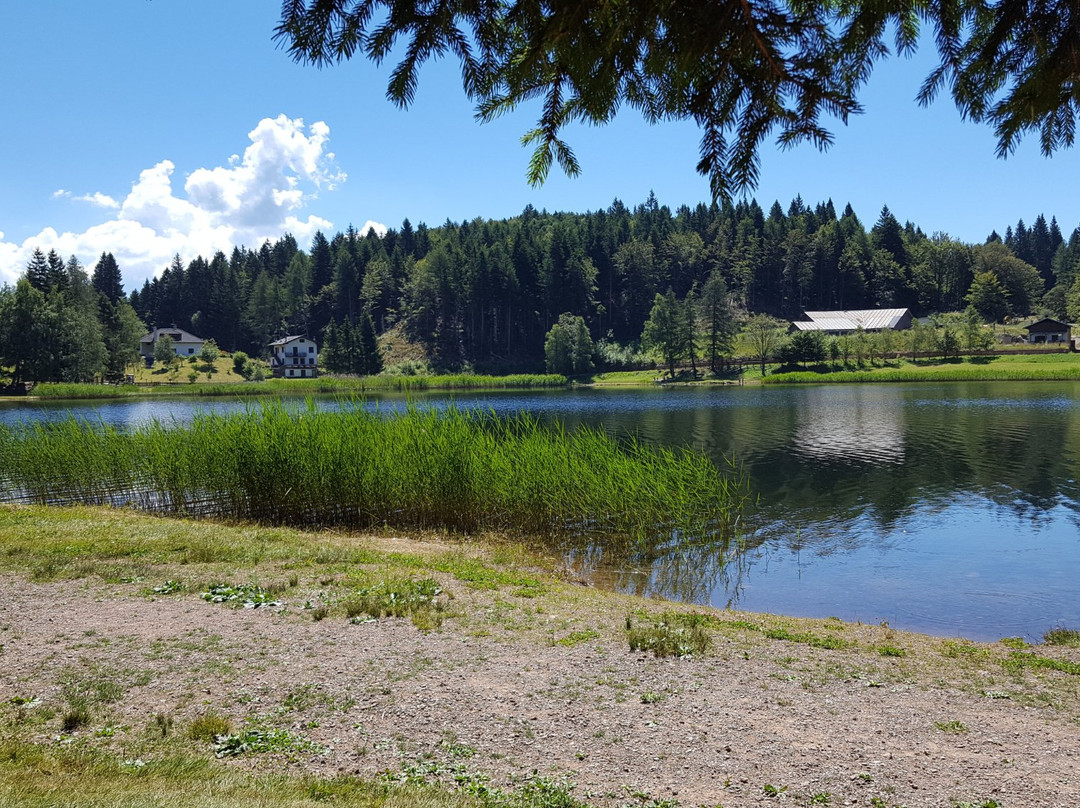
[188,348,194,354]
[308,346,314,353]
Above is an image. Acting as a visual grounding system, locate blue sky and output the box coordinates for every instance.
[2,1,1078,292]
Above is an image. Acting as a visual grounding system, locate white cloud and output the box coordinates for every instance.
[77,192,121,209]
[360,220,388,237]
[0,115,349,290]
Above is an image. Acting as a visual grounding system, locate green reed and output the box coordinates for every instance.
[0,402,747,548]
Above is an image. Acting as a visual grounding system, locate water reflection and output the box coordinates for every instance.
[792,386,905,464]
[3,381,1079,640]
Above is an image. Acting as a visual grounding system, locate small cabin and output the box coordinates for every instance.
[1024,318,1071,344]
[269,335,319,378]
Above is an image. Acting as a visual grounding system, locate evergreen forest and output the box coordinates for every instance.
[4,193,1080,383]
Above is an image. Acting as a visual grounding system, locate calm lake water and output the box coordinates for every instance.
[2,382,1078,642]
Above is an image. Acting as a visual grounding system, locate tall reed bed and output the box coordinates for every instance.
[181,373,569,396]
[32,383,142,400]
[0,403,746,547]
[28,374,570,400]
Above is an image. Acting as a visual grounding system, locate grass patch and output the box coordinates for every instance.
[1002,651,1080,676]
[30,373,570,401]
[188,712,233,741]
[0,737,477,808]
[762,626,850,650]
[556,629,600,647]
[343,577,446,629]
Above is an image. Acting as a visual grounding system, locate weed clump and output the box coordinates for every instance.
[188,711,232,741]
[627,612,712,658]
[343,578,446,629]
[213,727,319,758]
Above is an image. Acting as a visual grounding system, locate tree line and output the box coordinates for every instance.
[4,193,1080,382]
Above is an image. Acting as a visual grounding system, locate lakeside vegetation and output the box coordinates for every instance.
[30,372,570,400]
[764,352,1080,385]
[0,403,746,547]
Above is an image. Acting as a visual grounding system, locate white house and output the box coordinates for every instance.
[140,327,205,363]
[269,335,319,378]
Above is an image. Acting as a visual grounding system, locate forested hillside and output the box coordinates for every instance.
[4,194,1080,382]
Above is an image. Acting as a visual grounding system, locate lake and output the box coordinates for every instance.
[2,381,1078,642]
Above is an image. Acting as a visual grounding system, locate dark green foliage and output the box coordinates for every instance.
[779,330,827,367]
[323,316,383,376]
[274,1,1080,203]
[544,313,593,375]
[9,195,1075,386]
[643,289,694,377]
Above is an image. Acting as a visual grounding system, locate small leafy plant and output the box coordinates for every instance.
[213,726,319,758]
[202,583,282,609]
[934,720,969,734]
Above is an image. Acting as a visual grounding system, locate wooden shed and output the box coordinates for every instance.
[1024,318,1071,345]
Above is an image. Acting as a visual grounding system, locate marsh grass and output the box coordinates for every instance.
[0,402,747,552]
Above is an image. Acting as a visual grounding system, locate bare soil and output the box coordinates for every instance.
[1,534,1078,808]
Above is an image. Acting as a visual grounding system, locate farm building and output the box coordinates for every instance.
[791,308,913,335]
[1024,318,1071,345]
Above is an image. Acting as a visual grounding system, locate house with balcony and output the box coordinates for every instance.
[269,335,319,378]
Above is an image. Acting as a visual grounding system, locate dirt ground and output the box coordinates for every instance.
[1,550,1078,808]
